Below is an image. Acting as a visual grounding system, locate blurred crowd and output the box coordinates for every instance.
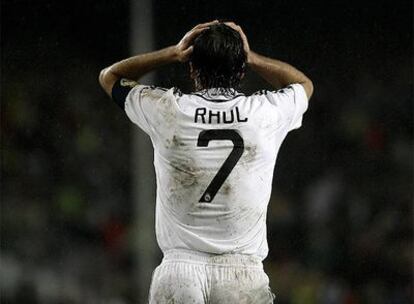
[2,56,412,304]
[1,1,412,303]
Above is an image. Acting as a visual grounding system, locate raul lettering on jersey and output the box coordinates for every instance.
[194,107,248,124]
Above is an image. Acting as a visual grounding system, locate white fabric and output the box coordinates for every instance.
[125,84,308,260]
[148,249,275,304]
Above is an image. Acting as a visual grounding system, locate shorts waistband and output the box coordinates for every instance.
[162,249,263,268]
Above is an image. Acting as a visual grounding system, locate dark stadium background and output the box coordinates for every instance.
[1,0,412,303]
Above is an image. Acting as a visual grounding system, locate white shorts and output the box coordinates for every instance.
[148,249,275,304]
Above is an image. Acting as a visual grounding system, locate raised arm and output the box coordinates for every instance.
[99,46,176,96]
[98,20,219,96]
[226,22,314,99]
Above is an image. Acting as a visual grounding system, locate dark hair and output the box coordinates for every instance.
[190,23,246,90]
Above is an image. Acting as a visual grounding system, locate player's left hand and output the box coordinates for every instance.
[175,20,218,62]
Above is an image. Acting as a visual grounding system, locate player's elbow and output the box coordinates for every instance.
[98,68,105,87]
[304,79,314,99]
[99,67,118,96]
[99,68,111,88]
[300,76,314,100]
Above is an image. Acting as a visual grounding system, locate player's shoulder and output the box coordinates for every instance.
[126,83,183,102]
[132,83,172,95]
[249,85,299,97]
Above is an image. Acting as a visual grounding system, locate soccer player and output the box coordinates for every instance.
[99,20,313,304]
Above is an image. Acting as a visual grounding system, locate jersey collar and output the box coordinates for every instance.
[192,87,244,102]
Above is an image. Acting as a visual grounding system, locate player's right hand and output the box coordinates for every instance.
[175,20,219,62]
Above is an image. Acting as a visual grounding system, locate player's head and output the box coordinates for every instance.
[190,23,246,91]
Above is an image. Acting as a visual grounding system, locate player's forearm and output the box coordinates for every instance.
[99,46,178,96]
[248,51,314,98]
[108,46,178,80]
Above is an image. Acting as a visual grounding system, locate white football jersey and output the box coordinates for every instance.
[122,83,308,260]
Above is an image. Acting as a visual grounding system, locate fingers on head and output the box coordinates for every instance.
[184,45,194,55]
[190,20,245,41]
[224,21,236,27]
[224,22,242,32]
[194,20,218,30]
[186,27,208,42]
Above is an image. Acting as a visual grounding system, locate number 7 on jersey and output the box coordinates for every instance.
[197,129,244,203]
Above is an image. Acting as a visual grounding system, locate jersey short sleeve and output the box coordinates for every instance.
[263,83,309,131]
[111,78,168,135]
